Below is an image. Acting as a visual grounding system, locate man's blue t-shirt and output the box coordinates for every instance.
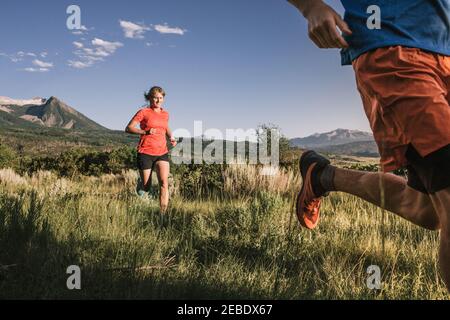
[340,0,450,65]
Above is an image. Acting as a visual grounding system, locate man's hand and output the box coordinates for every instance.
[289,0,352,49]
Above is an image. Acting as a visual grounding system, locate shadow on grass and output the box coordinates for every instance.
[0,192,271,299]
[2,190,426,299]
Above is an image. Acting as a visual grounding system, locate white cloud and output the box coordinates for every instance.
[1,51,53,72]
[92,38,123,53]
[73,50,105,62]
[69,38,123,69]
[32,59,54,68]
[18,51,37,57]
[82,47,110,57]
[68,60,93,69]
[23,67,49,73]
[0,52,22,63]
[119,20,150,39]
[0,51,36,63]
[74,50,99,59]
[154,24,186,35]
[40,52,48,58]
[71,25,90,36]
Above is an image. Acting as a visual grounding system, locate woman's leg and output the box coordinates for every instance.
[155,161,170,213]
[140,169,152,192]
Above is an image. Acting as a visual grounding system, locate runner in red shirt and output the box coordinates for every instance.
[126,86,177,213]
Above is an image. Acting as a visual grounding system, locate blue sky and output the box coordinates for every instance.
[0,0,370,139]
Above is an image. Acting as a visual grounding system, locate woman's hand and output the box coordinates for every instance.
[170,136,177,147]
[145,128,157,135]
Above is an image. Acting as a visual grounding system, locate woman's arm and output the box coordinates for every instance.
[166,127,177,146]
[125,119,152,135]
[166,127,173,138]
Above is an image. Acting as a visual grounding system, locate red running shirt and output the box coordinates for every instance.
[131,106,169,156]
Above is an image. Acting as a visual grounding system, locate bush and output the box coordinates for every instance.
[0,144,17,169]
[343,163,406,176]
[173,163,226,199]
[19,147,137,177]
[250,191,283,214]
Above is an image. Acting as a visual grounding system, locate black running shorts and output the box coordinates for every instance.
[137,153,169,171]
[405,144,450,194]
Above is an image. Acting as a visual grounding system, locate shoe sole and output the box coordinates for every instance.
[296,153,321,229]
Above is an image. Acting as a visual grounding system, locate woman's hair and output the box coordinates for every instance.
[144,86,166,102]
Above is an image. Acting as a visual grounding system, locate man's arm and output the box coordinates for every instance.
[287,0,352,49]
[287,0,323,18]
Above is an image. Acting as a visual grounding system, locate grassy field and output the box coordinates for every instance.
[0,165,448,299]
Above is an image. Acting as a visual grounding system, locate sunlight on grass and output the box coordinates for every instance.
[0,168,447,299]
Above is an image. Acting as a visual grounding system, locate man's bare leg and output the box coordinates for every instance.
[428,188,450,291]
[332,168,440,230]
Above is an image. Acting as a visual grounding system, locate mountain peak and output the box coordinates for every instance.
[47,96,60,104]
[0,95,108,131]
[290,128,374,149]
[0,96,46,106]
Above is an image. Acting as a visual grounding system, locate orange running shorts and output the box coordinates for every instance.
[352,45,450,172]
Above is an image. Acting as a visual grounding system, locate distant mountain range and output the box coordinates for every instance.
[0,96,107,131]
[289,129,378,157]
[0,96,379,157]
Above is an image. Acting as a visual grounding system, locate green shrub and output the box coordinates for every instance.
[343,163,406,176]
[174,163,226,199]
[251,191,284,214]
[18,147,137,177]
[0,144,17,169]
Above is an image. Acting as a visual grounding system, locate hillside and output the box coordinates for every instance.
[290,128,377,157]
[0,96,108,131]
[290,129,374,148]
[316,140,379,157]
[0,125,138,157]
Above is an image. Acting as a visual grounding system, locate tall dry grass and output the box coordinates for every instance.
[223,164,300,198]
[0,167,447,299]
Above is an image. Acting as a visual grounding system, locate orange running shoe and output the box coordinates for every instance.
[296,150,330,229]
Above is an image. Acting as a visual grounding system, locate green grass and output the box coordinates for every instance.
[0,168,447,299]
